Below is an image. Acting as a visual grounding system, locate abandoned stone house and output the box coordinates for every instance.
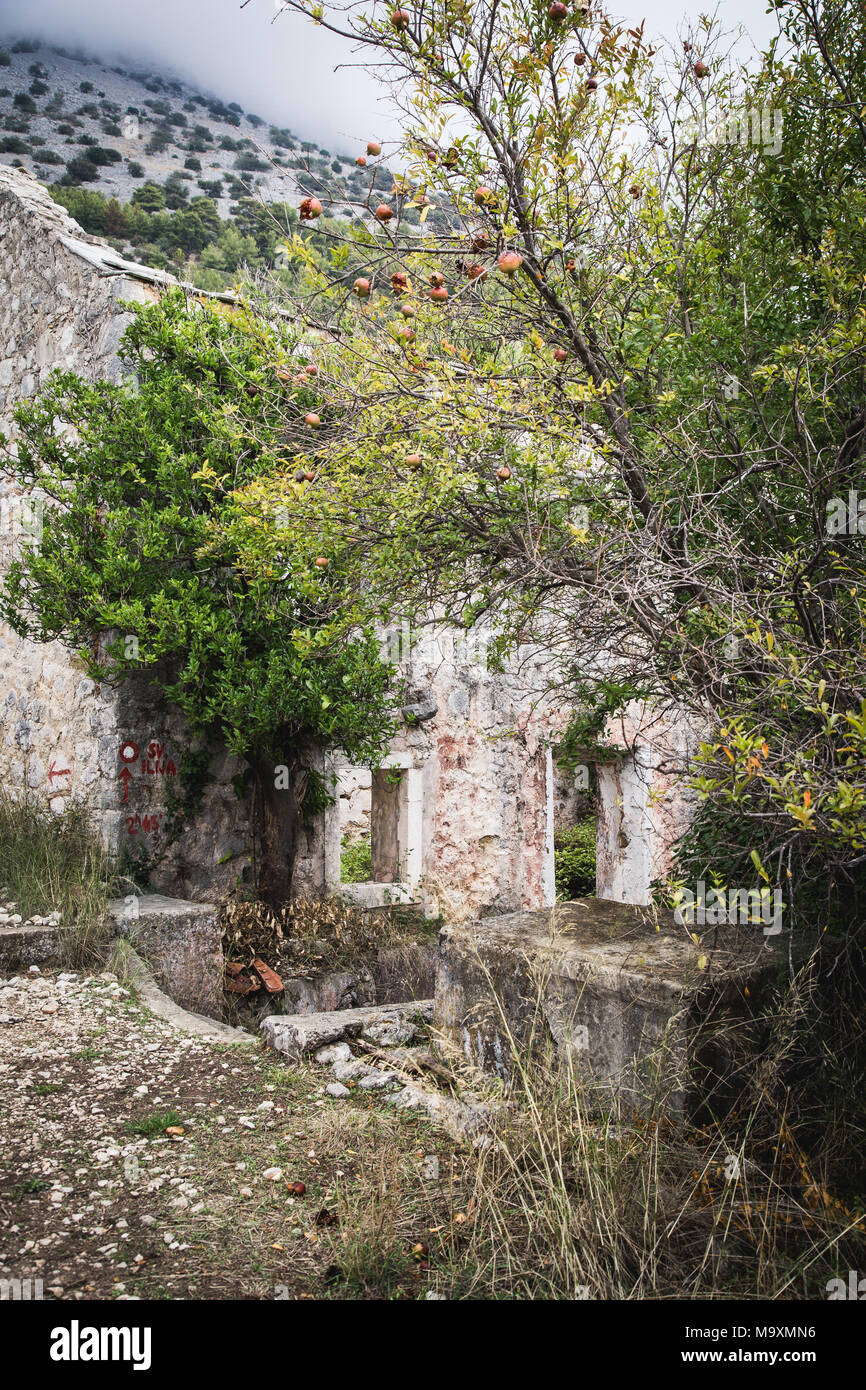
[0,163,697,922]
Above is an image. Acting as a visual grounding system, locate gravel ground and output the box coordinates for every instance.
[0,966,454,1301]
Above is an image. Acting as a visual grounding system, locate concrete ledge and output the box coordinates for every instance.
[339,882,418,909]
[434,899,778,1114]
[124,947,254,1044]
[0,923,62,972]
[110,894,223,1020]
[261,1000,434,1061]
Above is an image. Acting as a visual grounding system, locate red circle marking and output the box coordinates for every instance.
[119,741,139,763]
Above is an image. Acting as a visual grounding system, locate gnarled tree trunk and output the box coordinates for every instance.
[251,755,303,910]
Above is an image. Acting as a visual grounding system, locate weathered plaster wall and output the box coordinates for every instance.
[321,626,565,921]
[595,701,704,906]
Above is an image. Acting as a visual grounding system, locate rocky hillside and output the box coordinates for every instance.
[0,34,396,288]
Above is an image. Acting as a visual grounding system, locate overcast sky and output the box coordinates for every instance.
[0,0,782,153]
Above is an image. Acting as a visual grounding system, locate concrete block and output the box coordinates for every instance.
[434,899,779,1115]
[261,999,434,1061]
[110,893,223,1021]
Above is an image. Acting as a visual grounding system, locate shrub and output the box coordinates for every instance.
[234,153,269,172]
[554,818,596,899]
[84,145,122,166]
[340,838,372,883]
[64,156,100,183]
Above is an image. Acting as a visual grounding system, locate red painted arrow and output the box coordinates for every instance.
[118,766,133,804]
[48,761,71,785]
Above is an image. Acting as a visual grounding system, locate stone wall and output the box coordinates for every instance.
[0,165,252,899]
[595,701,704,906]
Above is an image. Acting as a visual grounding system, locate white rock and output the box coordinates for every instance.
[326,1082,350,1098]
[332,1058,370,1083]
[362,1017,416,1047]
[358,1070,399,1090]
[262,1167,283,1181]
[315,1042,352,1066]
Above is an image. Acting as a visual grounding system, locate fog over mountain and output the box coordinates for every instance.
[0,0,780,152]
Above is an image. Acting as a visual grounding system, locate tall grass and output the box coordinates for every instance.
[432,963,866,1298]
[323,958,866,1300]
[0,789,114,965]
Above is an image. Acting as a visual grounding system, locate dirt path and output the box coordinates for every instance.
[0,967,459,1300]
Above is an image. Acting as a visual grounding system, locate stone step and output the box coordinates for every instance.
[261,999,434,1061]
[122,946,254,1045]
[109,893,222,1020]
[0,922,62,972]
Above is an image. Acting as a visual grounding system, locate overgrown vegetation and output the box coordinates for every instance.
[317,963,866,1300]
[0,292,400,906]
[261,0,866,963]
[0,789,113,964]
[553,820,596,900]
[340,836,372,884]
[220,893,435,974]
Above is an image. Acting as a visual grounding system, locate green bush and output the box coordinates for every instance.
[340,838,372,883]
[64,156,100,183]
[553,818,596,899]
[84,145,122,166]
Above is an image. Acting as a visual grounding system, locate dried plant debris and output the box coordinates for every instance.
[219,896,432,982]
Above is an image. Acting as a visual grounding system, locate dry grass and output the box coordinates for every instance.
[0,788,114,965]
[315,959,866,1300]
[219,894,435,972]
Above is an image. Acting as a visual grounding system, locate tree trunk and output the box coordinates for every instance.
[251,756,302,911]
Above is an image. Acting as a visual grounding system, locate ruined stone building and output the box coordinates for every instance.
[0,164,696,919]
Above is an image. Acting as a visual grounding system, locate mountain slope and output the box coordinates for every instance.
[0,35,395,288]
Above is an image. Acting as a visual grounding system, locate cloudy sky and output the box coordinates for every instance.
[0,0,782,152]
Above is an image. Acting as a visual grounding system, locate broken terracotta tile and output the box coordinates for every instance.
[251,959,284,994]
